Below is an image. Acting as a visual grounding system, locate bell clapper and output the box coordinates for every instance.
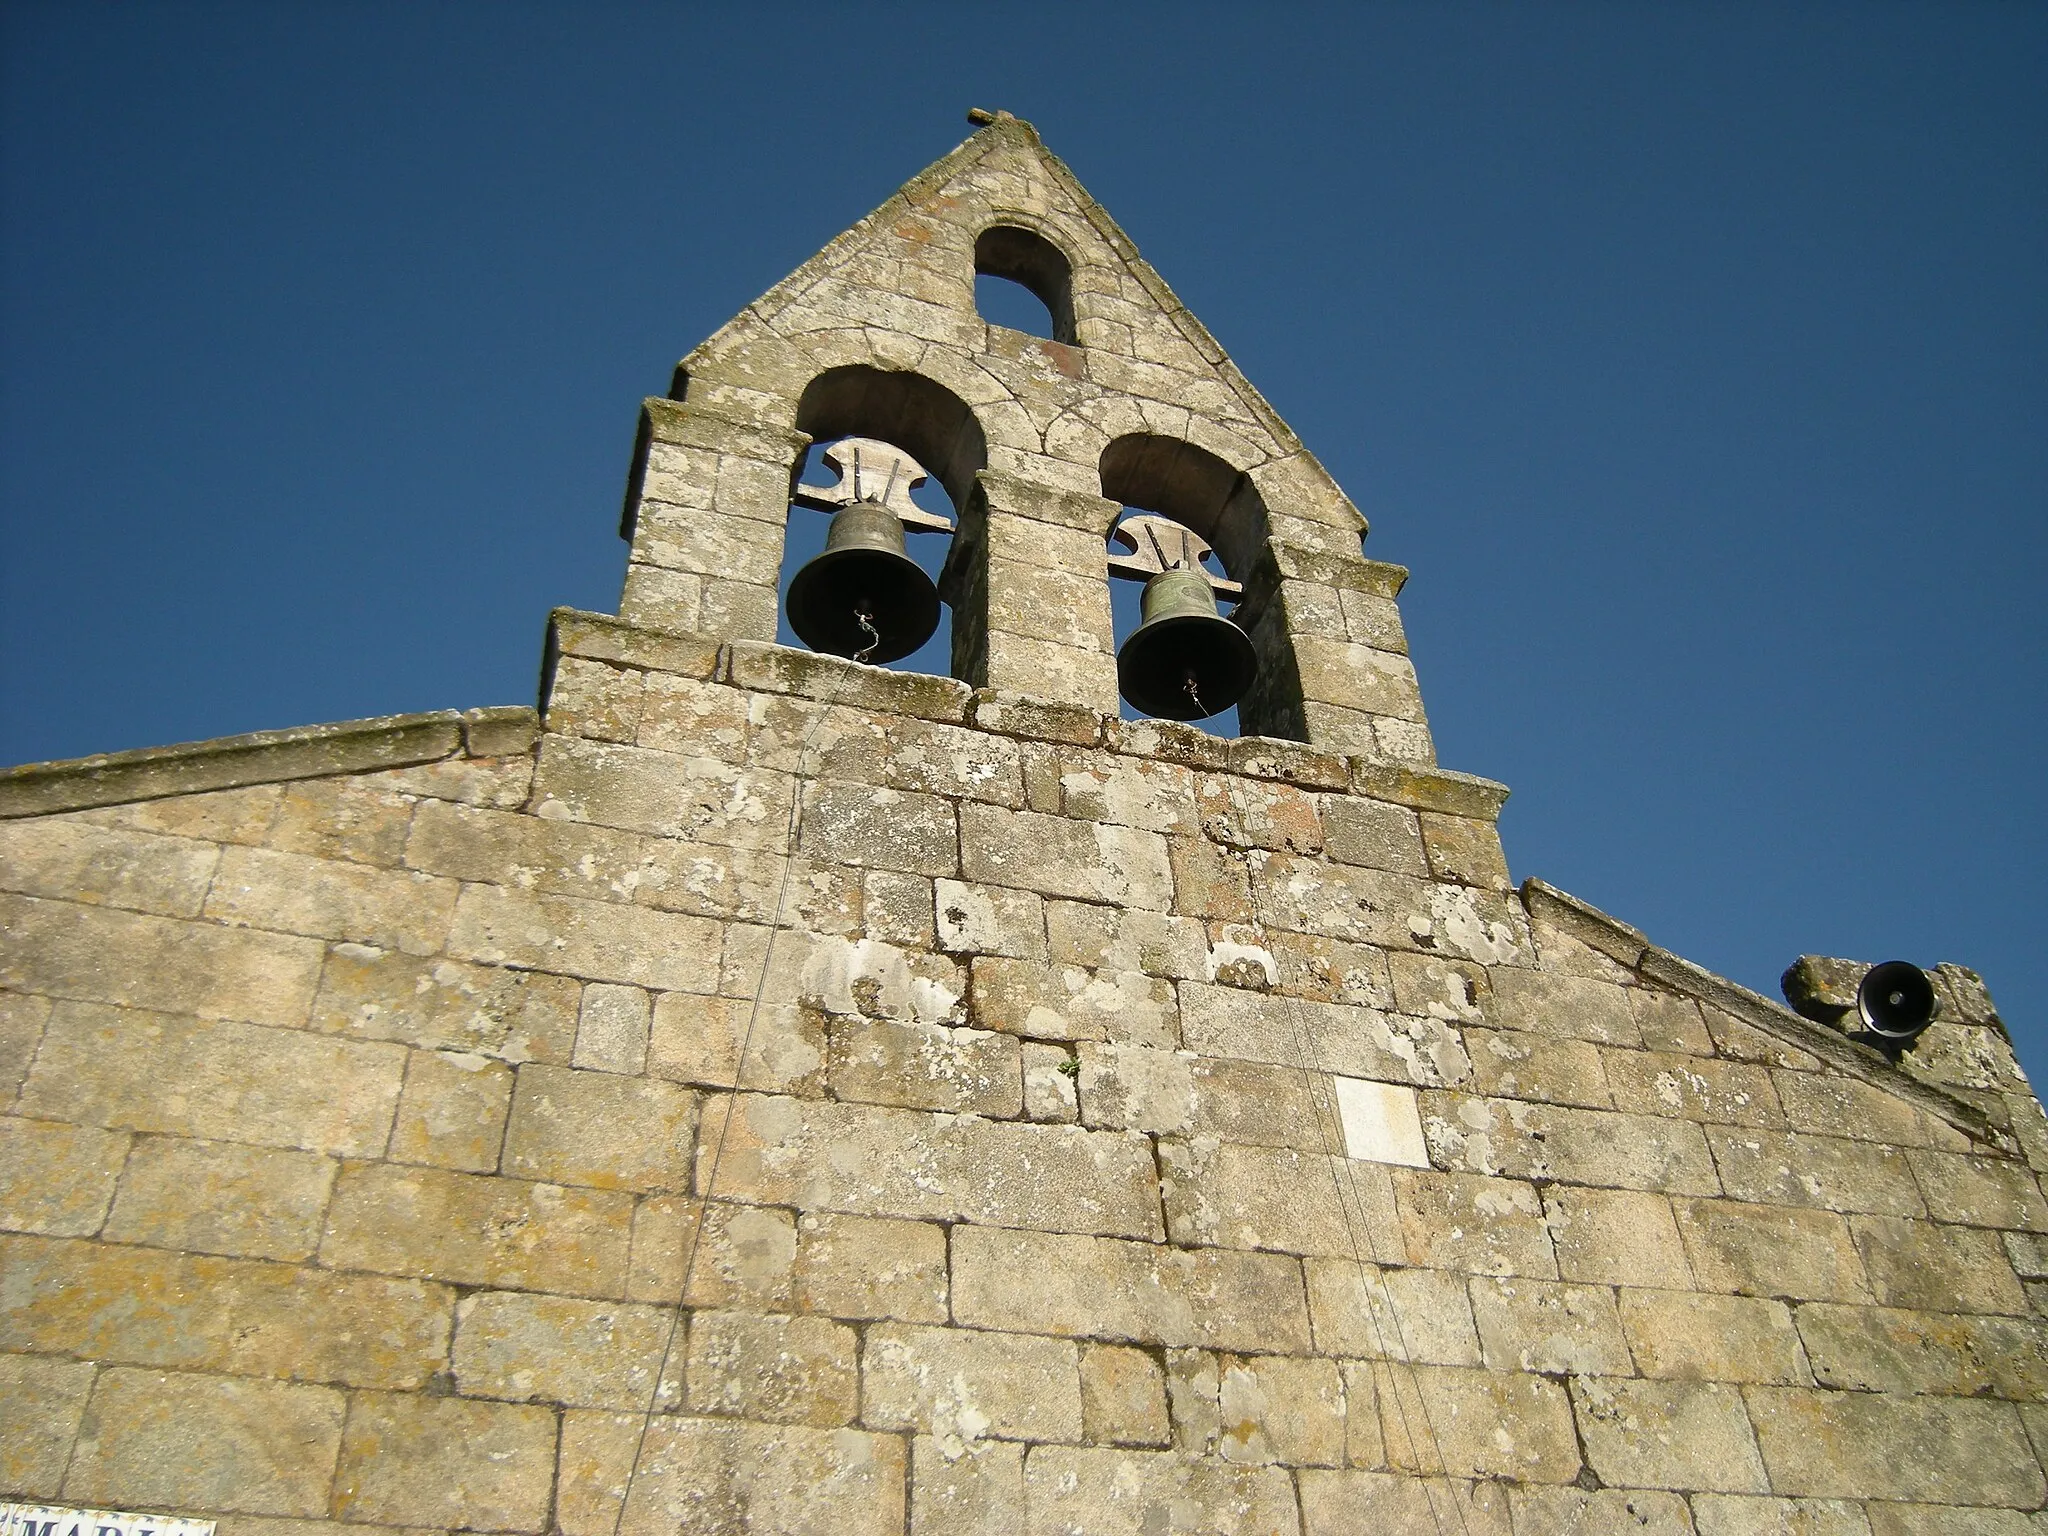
[853,602,882,664]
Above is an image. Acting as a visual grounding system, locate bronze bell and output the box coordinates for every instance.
[1116,567,1257,720]
[785,501,941,664]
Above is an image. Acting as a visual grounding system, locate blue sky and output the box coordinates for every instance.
[4,2,2043,1080]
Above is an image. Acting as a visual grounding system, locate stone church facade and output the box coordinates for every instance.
[3,115,2045,1534]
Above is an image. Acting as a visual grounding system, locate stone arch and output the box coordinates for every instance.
[974,221,1076,344]
[795,365,990,511]
[1098,432,1272,580]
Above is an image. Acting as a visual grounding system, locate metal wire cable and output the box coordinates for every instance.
[1235,842,1476,1536]
[608,629,875,1536]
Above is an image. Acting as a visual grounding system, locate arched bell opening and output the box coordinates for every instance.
[777,367,988,676]
[1100,434,1286,740]
[974,224,1076,344]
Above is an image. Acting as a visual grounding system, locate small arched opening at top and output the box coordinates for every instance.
[974,224,1076,344]
[1100,433,1286,741]
[776,365,989,678]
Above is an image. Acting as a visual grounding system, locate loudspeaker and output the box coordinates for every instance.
[1856,960,1937,1042]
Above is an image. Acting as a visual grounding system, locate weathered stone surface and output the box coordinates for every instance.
[801,781,959,876]
[1630,989,1716,1055]
[20,1003,405,1155]
[0,990,51,1101]
[1745,1385,2044,1506]
[1167,836,1254,922]
[0,1351,96,1498]
[650,993,827,1096]
[1418,812,1509,890]
[388,1046,513,1171]
[1377,1363,1579,1482]
[1,893,325,1026]
[1774,1069,1936,1146]
[1161,1136,1401,1260]
[1690,1495,1873,1536]
[1044,900,1208,979]
[310,947,580,1063]
[1464,1028,1611,1108]
[827,1016,1022,1116]
[0,817,220,917]
[1487,966,1640,1046]
[697,1093,1160,1238]
[449,883,723,993]
[103,1136,336,1260]
[1603,1048,1783,1126]
[911,1435,1023,1533]
[1708,1127,1926,1217]
[1572,1377,1768,1493]
[625,1197,795,1307]
[453,1291,676,1408]
[970,956,1178,1047]
[793,1211,948,1322]
[864,1323,1081,1448]
[321,1162,632,1296]
[1509,1486,1699,1534]
[1297,1470,1510,1536]
[1546,1186,1697,1288]
[1674,1198,1871,1303]
[0,1116,126,1236]
[960,804,1171,906]
[685,1310,859,1426]
[1022,1040,1080,1121]
[934,878,1045,958]
[1022,1445,1299,1536]
[65,1367,346,1518]
[605,1412,909,1536]
[1393,1169,1557,1278]
[1619,1288,1806,1383]
[334,1391,558,1530]
[1179,980,1469,1085]
[1080,1343,1170,1447]
[1795,1302,2048,1399]
[502,1062,697,1193]
[1302,1258,1481,1364]
[952,1225,1312,1353]
[404,796,644,906]
[1468,1276,1633,1375]
[206,843,459,956]
[1851,1214,2027,1314]
[1165,1349,1346,1467]
[0,1235,454,1390]
[1907,1146,2048,1230]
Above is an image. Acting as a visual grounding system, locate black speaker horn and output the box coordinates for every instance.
[1856,960,1937,1043]
[785,501,941,664]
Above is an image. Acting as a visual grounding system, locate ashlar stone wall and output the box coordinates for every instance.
[4,622,2046,1535]
[5,112,2048,1536]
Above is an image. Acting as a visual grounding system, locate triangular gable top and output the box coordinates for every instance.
[676,114,1344,515]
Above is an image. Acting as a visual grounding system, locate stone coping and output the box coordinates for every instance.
[0,707,537,819]
[554,609,1512,815]
[1521,877,2007,1151]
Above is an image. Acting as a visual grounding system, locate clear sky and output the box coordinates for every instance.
[4,3,2043,1079]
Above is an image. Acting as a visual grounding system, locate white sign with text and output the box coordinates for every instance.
[1,1506,214,1536]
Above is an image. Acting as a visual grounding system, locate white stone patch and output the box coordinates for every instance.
[800,936,961,1025]
[1333,1076,1430,1167]
[1205,938,1278,988]
[1427,884,1523,965]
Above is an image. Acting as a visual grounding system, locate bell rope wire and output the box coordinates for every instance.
[608,635,872,1536]
[1233,842,1475,1536]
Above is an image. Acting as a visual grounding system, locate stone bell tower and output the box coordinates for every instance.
[2,112,2046,1535]
[612,108,1432,763]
